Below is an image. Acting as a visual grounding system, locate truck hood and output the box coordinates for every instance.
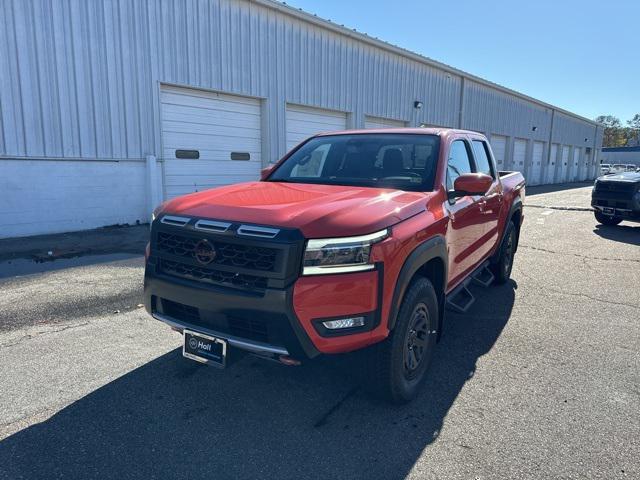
[598,172,640,183]
[161,181,430,237]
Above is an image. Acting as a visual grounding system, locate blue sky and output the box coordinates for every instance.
[285,0,638,123]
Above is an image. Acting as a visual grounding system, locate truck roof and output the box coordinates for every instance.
[314,127,484,137]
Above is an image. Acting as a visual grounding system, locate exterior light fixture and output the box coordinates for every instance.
[322,317,366,330]
[414,101,423,109]
[532,126,538,132]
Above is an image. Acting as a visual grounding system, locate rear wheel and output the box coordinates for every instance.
[365,277,438,404]
[491,221,516,284]
[595,211,622,226]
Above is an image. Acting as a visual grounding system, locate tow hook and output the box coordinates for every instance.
[279,355,302,366]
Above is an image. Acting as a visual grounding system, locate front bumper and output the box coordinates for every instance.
[591,192,640,221]
[144,270,320,359]
[152,312,289,356]
[144,265,384,359]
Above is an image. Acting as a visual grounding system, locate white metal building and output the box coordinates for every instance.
[0,0,603,238]
[600,147,640,167]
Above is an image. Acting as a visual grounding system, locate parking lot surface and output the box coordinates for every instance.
[0,184,638,479]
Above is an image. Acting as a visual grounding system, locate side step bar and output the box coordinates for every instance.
[446,284,475,313]
[471,264,495,287]
[446,261,494,313]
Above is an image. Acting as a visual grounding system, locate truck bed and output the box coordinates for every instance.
[499,170,526,189]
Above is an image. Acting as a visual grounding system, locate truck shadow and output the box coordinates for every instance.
[0,281,516,480]
[593,224,640,246]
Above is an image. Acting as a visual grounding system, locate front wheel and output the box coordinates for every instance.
[595,211,622,226]
[365,277,438,404]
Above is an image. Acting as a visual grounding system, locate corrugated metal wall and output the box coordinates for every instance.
[0,0,603,237]
[600,151,640,166]
[1,0,599,163]
[462,80,552,141]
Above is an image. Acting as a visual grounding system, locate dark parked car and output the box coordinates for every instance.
[592,172,640,225]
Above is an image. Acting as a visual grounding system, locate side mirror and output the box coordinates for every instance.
[450,173,493,199]
[260,164,276,180]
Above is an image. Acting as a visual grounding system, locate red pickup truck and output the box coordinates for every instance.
[144,128,525,403]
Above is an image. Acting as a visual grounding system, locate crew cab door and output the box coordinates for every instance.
[470,138,503,256]
[445,139,488,286]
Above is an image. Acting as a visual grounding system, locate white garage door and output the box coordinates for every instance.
[572,147,582,182]
[160,85,262,199]
[490,135,507,170]
[364,116,406,129]
[530,141,544,185]
[546,143,559,184]
[581,148,591,181]
[286,104,347,152]
[559,146,570,183]
[513,139,527,174]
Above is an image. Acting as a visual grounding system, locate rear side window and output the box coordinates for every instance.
[472,140,494,177]
[447,141,473,191]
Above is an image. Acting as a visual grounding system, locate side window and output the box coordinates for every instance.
[447,141,473,191]
[472,140,494,177]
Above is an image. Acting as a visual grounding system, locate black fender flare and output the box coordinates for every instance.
[508,196,523,226]
[387,235,448,332]
[506,197,523,250]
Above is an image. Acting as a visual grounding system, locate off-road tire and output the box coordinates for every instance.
[365,277,438,404]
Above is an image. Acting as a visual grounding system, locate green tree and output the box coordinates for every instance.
[595,115,625,147]
[626,114,640,146]
[627,114,640,130]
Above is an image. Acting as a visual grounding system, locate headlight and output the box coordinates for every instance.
[150,202,167,230]
[302,228,389,275]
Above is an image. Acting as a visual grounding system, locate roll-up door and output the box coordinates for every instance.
[285,104,347,152]
[530,141,544,185]
[490,135,507,170]
[364,116,406,129]
[513,139,527,174]
[160,85,262,199]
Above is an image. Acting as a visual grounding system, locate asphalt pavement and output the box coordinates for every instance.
[0,184,638,479]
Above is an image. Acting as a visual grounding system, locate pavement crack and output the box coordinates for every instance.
[547,289,640,310]
[515,266,640,310]
[0,321,90,348]
[526,204,593,212]
[314,387,358,428]
[519,244,640,263]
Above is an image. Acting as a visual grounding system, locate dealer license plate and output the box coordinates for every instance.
[183,329,227,368]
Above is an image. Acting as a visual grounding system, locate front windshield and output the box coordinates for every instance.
[267,133,441,192]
